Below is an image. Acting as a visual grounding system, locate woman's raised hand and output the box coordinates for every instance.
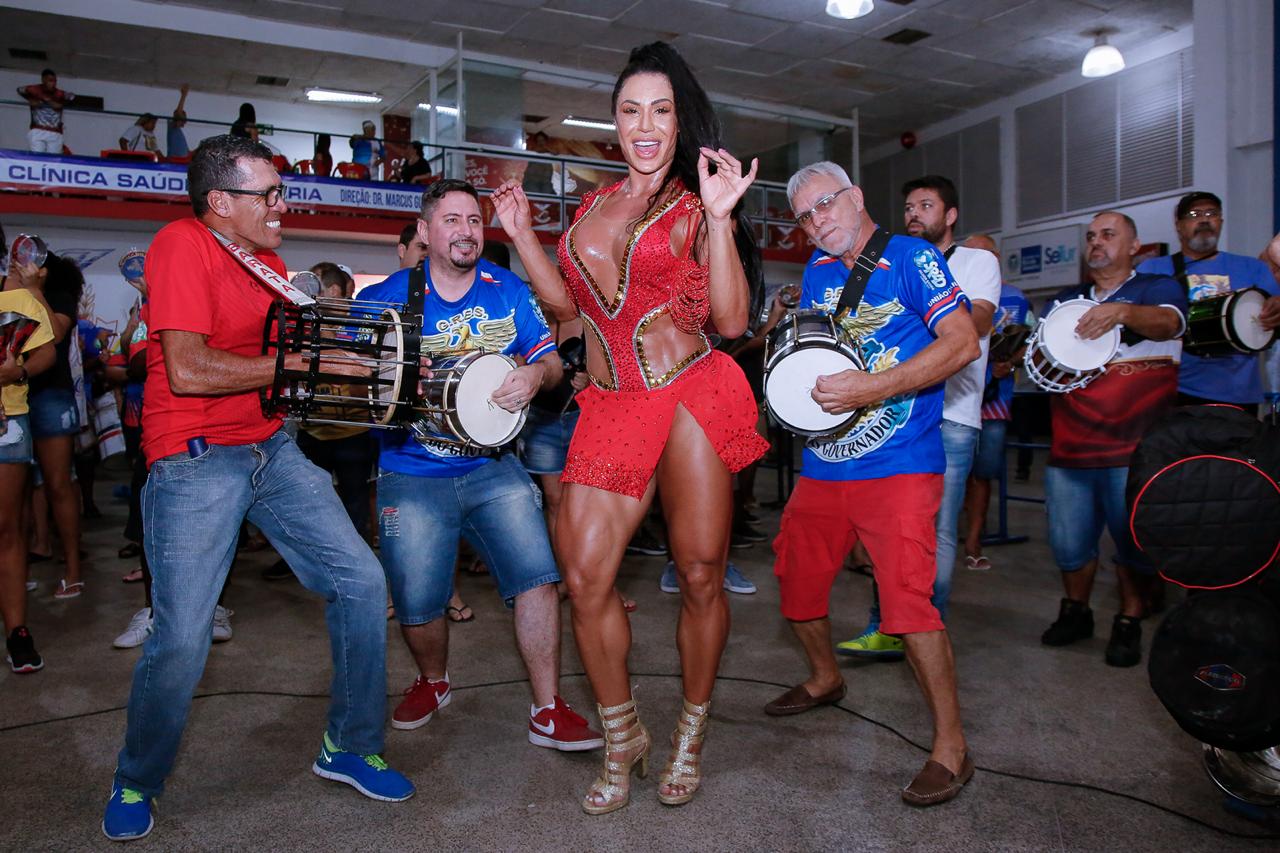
[492,179,533,238]
[697,147,759,222]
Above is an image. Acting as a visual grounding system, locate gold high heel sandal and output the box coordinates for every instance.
[582,698,651,815]
[657,698,710,806]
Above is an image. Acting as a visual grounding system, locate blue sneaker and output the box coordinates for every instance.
[723,562,757,595]
[102,783,154,842]
[312,733,414,802]
[660,562,680,594]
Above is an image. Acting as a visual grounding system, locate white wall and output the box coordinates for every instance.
[2,69,382,166]
[860,3,1275,299]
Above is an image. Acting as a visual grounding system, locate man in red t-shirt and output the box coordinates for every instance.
[102,135,414,843]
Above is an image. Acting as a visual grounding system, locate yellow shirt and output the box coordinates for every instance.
[1,288,54,416]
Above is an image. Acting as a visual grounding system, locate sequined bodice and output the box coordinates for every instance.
[557,181,711,391]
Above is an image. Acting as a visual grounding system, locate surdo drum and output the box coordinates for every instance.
[763,310,867,436]
[1022,298,1120,393]
[1184,288,1277,357]
[261,298,524,449]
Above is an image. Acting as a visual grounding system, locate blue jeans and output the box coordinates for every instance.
[378,454,560,625]
[1045,464,1152,574]
[869,419,978,626]
[518,407,580,475]
[971,418,1008,481]
[115,430,388,796]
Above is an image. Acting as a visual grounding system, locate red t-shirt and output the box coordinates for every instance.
[141,218,283,465]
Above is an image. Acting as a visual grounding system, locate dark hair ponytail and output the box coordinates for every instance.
[612,41,761,327]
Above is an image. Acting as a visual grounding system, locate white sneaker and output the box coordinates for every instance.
[113,608,153,649]
[25,580,37,592]
[212,606,234,643]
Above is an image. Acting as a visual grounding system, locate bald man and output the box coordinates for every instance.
[960,235,1031,572]
[1038,212,1186,669]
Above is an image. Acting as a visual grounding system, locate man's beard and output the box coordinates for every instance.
[1188,231,1218,254]
[1086,254,1111,270]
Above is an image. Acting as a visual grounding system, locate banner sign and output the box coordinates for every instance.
[1000,224,1082,289]
[0,149,425,216]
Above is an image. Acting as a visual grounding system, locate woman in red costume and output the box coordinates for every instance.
[493,42,768,814]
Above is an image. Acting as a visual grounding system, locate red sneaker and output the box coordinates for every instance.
[529,696,604,751]
[392,674,451,730]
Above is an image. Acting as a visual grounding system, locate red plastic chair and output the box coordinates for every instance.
[100,149,161,163]
[335,162,369,180]
[293,159,314,175]
[166,154,192,165]
[61,145,73,156]
[271,154,291,173]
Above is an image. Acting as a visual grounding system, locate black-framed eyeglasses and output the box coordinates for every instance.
[794,187,852,227]
[1180,208,1222,221]
[214,184,286,206]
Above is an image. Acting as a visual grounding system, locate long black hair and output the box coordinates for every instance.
[612,41,762,324]
[43,251,85,313]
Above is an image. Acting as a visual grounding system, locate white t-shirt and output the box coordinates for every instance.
[120,123,158,152]
[941,245,1002,429]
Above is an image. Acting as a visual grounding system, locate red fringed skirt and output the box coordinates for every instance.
[561,350,770,500]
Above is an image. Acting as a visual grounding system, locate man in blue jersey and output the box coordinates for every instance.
[763,162,979,806]
[360,179,601,752]
[1137,191,1280,415]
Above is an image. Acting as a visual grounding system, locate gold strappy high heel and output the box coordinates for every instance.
[657,698,710,806]
[582,697,651,815]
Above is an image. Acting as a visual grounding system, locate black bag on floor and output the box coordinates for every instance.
[1148,589,1280,751]
[1127,406,1280,590]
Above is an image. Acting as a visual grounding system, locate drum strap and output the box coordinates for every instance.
[834,228,891,321]
[205,227,316,306]
[403,262,427,400]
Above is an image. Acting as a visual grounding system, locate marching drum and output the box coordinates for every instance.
[409,351,526,449]
[262,298,527,449]
[1022,298,1120,393]
[763,310,867,436]
[1184,288,1276,357]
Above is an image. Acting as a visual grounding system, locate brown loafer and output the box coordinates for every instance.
[763,682,847,716]
[901,754,975,806]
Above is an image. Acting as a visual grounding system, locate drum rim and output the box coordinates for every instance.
[371,306,405,426]
[763,318,864,436]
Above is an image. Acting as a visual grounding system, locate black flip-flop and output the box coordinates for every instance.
[447,605,475,623]
[118,543,142,559]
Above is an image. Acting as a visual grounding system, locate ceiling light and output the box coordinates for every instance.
[562,116,616,131]
[1081,32,1125,78]
[826,0,874,20]
[306,88,382,104]
[417,102,460,117]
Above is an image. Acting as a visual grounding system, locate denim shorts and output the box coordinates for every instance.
[377,454,560,625]
[518,407,580,475]
[28,387,80,438]
[1045,464,1152,574]
[0,414,34,464]
[971,419,1009,481]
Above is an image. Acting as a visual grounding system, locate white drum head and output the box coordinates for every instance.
[766,348,859,433]
[456,353,523,446]
[1231,289,1274,351]
[1043,301,1117,371]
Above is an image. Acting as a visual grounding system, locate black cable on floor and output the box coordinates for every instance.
[3,671,1277,841]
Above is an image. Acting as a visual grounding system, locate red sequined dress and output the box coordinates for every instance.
[557,180,769,499]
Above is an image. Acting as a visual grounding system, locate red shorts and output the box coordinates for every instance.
[772,473,944,635]
[561,350,769,500]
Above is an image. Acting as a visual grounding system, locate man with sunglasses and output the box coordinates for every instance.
[102,135,413,843]
[1137,191,1280,414]
[765,161,978,806]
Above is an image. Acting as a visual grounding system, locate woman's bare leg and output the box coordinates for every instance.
[557,480,654,707]
[35,435,81,586]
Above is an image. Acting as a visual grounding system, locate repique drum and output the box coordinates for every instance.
[763,310,867,436]
[1022,298,1120,393]
[1184,288,1277,357]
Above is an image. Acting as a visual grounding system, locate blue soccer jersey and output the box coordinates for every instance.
[797,234,970,481]
[360,258,555,477]
[1137,251,1279,404]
